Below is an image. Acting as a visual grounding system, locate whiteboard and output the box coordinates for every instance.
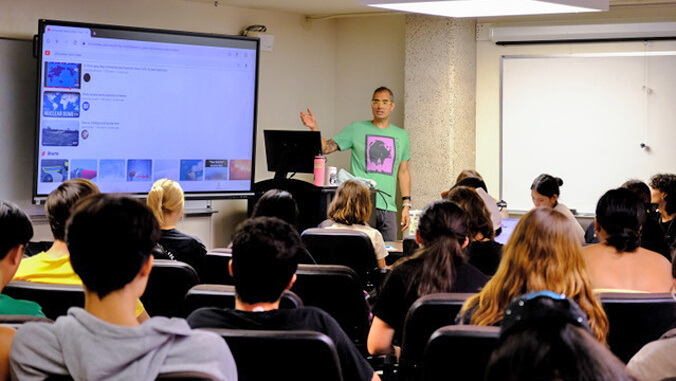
[501,52,676,214]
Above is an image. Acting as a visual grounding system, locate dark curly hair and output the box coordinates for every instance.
[650,173,676,215]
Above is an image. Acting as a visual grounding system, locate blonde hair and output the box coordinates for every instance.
[327,180,371,225]
[461,207,609,343]
[146,179,184,227]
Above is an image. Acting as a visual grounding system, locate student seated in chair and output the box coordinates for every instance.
[0,201,46,381]
[13,179,149,321]
[10,194,237,381]
[0,201,45,317]
[187,216,380,381]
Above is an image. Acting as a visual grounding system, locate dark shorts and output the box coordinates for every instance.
[375,209,397,241]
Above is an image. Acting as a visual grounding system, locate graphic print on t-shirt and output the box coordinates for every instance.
[365,135,395,175]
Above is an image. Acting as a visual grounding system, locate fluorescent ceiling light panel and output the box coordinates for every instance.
[359,0,609,18]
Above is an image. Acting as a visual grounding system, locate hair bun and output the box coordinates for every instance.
[606,228,640,252]
[556,177,564,186]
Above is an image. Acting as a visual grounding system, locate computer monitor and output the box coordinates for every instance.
[264,130,321,180]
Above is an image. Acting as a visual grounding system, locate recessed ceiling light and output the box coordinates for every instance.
[359,0,609,18]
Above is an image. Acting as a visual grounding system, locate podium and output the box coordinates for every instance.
[249,179,338,232]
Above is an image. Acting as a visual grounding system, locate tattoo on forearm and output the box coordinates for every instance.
[324,139,339,154]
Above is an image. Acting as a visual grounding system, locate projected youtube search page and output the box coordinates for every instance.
[37,24,257,197]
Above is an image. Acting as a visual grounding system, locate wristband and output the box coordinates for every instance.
[403,202,412,208]
[402,196,411,201]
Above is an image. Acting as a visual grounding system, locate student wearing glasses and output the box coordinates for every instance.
[300,87,411,241]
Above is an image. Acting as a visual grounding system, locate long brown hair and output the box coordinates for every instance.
[445,186,494,240]
[395,200,468,297]
[327,180,371,225]
[460,207,609,343]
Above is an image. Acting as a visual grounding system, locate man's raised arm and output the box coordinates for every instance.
[300,108,339,155]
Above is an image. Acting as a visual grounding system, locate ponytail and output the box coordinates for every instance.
[417,234,465,296]
[393,200,468,297]
[146,179,184,228]
[147,186,166,226]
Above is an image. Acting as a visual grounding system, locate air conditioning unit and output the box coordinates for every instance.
[490,22,676,44]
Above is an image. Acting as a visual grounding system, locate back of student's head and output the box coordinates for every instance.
[45,178,100,241]
[622,179,652,206]
[463,207,608,342]
[456,169,483,184]
[327,180,371,225]
[396,200,468,297]
[454,176,488,193]
[251,189,299,228]
[66,194,160,298]
[231,217,301,304]
[0,201,33,260]
[531,173,563,198]
[596,188,644,253]
[444,186,494,240]
[147,178,184,227]
[486,292,632,381]
[650,173,676,215]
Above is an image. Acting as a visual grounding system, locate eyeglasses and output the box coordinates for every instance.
[371,100,393,106]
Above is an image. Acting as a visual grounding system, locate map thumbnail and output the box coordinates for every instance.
[43,92,80,118]
[44,62,81,89]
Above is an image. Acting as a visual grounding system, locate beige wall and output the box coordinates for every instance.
[2,1,405,247]
[333,14,406,176]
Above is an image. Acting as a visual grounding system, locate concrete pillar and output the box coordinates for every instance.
[404,14,477,209]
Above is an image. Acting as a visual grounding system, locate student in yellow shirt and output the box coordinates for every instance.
[14,179,148,320]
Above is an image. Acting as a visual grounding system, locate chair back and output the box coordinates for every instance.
[600,292,676,363]
[291,264,370,353]
[208,328,343,381]
[142,259,200,317]
[155,371,219,380]
[45,371,218,381]
[198,251,233,285]
[3,281,84,320]
[301,228,379,289]
[25,241,54,257]
[0,314,53,329]
[422,325,500,381]
[398,293,475,380]
[184,284,303,316]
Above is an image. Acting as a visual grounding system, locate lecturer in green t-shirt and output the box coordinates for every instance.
[301,87,411,241]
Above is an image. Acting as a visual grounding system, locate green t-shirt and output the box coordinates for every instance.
[333,121,411,212]
[0,294,46,317]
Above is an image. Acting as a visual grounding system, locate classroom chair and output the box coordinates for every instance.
[398,293,475,380]
[600,292,676,363]
[290,264,371,353]
[198,250,234,285]
[2,281,84,320]
[208,328,343,381]
[300,228,382,290]
[422,325,500,381]
[141,259,200,318]
[0,314,53,329]
[183,284,303,316]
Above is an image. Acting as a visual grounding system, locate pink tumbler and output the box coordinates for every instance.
[314,156,326,186]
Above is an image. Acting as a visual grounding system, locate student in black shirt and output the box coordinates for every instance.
[367,201,488,357]
[146,179,206,269]
[445,186,502,276]
[650,173,676,252]
[187,217,379,381]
